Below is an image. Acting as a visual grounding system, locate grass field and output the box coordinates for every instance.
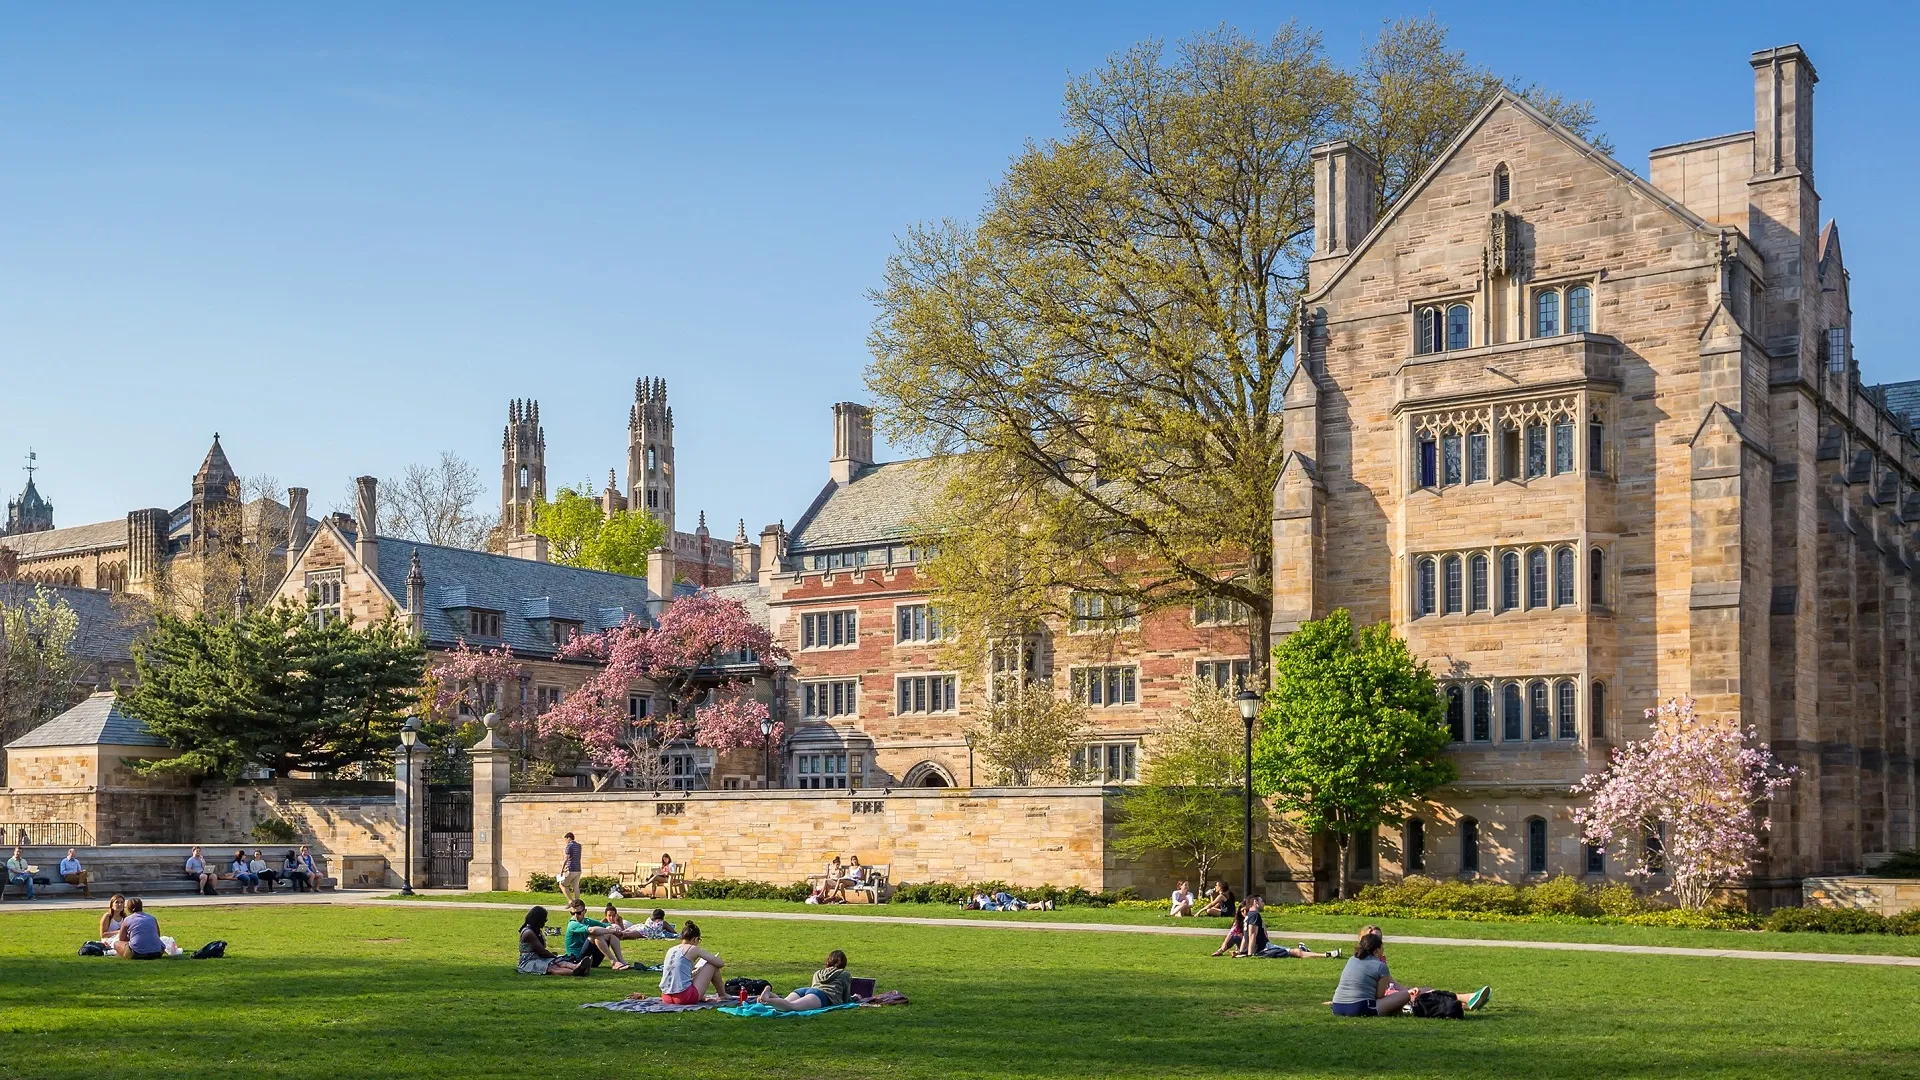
[3,903,1917,1079]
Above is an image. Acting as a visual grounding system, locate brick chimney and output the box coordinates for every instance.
[286,487,309,572]
[506,534,549,563]
[354,476,379,576]
[829,403,874,485]
[757,521,787,588]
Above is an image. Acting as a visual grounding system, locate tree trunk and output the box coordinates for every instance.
[1335,832,1350,901]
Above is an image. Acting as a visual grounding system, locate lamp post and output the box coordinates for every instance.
[398,715,420,896]
[964,731,975,788]
[1235,690,1262,904]
[760,715,775,790]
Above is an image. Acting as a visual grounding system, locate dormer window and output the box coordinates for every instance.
[465,609,502,638]
[1493,163,1511,205]
[1414,303,1473,355]
[551,620,582,646]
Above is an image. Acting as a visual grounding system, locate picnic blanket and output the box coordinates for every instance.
[718,1001,863,1018]
[581,997,719,1014]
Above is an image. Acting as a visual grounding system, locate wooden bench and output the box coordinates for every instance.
[846,864,891,904]
[618,861,686,899]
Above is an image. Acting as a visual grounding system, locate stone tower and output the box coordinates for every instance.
[627,378,675,539]
[500,399,547,538]
[2,451,53,537]
[189,434,239,548]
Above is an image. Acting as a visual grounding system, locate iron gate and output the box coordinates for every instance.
[426,785,472,888]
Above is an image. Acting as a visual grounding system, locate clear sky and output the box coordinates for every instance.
[3,3,1913,532]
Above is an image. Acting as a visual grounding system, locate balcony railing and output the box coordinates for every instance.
[0,822,96,846]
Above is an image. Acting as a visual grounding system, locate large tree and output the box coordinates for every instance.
[380,452,495,550]
[0,586,85,774]
[1113,678,1263,887]
[868,19,1603,670]
[123,600,427,778]
[530,483,666,578]
[154,473,295,619]
[965,678,1090,786]
[1253,608,1452,899]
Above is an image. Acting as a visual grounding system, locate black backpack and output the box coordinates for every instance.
[191,940,227,960]
[723,977,771,997]
[1410,989,1463,1019]
[79,941,106,957]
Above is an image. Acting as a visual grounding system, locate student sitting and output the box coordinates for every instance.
[283,850,309,892]
[1330,932,1488,1016]
[602,904,647,940]
[638,909,677,940]
[229,851,260,894]
[250,850,281,893]
[4,847,33,901]
[658,921,725,1004]
[184,847,217,895]
[1169,880,1194,917]
[1233,896,1340,958]
[1199,881,1236,918]
[640,853,675,898]
[517,906,585,976]
[114,898,166,960]
[755,949,857,1012]
[813,856,846,903]
[564,899,631,970]
[1210,910,1246,956]
[60,849,91,897]
[99,894,129,942]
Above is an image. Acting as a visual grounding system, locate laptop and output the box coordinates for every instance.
[851,977,876,999]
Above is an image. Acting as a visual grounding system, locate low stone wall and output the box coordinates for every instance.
[496,787,1186,894]
[0,787,194,845]
[1803,876,1920,916]
[194,780,403,866]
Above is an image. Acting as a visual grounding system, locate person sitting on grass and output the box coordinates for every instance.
[602,903,649,940]
[564,899,631,970]
[184,847,216,895]
[517,906,586,976]
[755,948,856,1012]
[1330,932,1488,1016]
[1233,896,1341,959]
[229,850,260,894]
[1210,908,1246,956]
[60,849,91,898]
[638,909,677,940]
[5,847,34,901]
[1170,880,1194,918]
[114,898,166,960]
[658,921,725,1004]
[1199,880,1236,918]
[99,894,129,942]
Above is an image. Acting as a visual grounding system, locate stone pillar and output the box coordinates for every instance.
[469,711,512,892]
[393,742,428,890]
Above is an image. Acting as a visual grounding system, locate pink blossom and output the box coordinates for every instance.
[1573,697,1794,909]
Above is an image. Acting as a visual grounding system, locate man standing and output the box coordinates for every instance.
[4,847,33,901]
[559,832,583,904]
[59,849,89,898]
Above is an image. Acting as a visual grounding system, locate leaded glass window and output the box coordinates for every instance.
[1527,548,1548,608]
[1500,552,1520,612]
[1557,679,1577,740]
[1553,418,1575,475]
[1502,683,1523,741]
[1469,554,1489,612]
[1555,547,1576,606]
[1446,686,1465,742]
[1446,304,1472,350]
[1526,422,1547,479]
[1529,680,1551,740]
[1416,558,1436,617]
[1467,431,1488,482]
[1567,285,1592,333]
[1443,555,1462,614]
[1471,684,1492,742]
[1442,433,1463,486]
[1535,289,1560,336]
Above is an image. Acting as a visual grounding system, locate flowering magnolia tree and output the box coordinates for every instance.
[1573,697,1794,909]
[543,593,787,788]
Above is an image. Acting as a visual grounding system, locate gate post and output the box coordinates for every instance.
[468,711,511,892]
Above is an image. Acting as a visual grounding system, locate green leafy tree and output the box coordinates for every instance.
[123,600,428,778]
[868,19,1603,668]
[1254,609,1453,899]
[529,483,665,577]
[965,678,1090,786]
[0,586,85,777]
[1113,678,1264,888]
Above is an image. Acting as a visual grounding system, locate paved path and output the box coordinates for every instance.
[8,890,1918,968]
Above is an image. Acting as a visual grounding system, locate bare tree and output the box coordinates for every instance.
[151,474,293,619]
[338,453,493,550]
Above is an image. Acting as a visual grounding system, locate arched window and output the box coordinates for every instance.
[647,445,658,472]
[1470,683,1492,742]
[1468,554,1489,612]
[1501,682,1523,741]
[1442,431,1463,486]
[1526,817,1548,874]
[1442,555,1463,614]
[1526,548,1548,608]
[1405,818,1427,872]
[1589,547,1606,607]
[1446,304,1472,351]
[1535,289,1560,337]
[1644,825,1666,873]
[1416,307,1439,355]
[1528,679,1550,740]
[1493,163,1511,205]
[518,465,530,489]
[1566,284,1592,334]
[1591,680,1606,738]
[1500,552,1520,612]
[1461,817,1481,873]
[1589,415,1607,476]
[1445,685,1465,742]
[1556,679,1577,740]
[1554,547,1576,606]
[1416,558,1436,617]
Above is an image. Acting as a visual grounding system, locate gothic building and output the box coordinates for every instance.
[1,454,53,538]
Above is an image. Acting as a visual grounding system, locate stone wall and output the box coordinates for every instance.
[1802,876,1920,916]
[193,780,403,864]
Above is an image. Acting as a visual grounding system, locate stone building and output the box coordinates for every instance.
[1,453,54,539]
[1275,43,1914,899]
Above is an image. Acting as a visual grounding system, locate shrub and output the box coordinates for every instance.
[1527,875,1601,917]
[1595,882,1648,917]
[887,882,1136,907]
[682,878,813,903]
[1765,906,1891,934]
[526,872,559,893]
[250,817,299,844]
[1872,850,1920,879]
[580,875,621,896]
[1887,908,1920,936]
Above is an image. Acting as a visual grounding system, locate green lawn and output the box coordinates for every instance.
[399,890,1920,957]
[3,904,1916,1079]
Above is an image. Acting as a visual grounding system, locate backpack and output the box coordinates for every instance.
[723,977,771,997]
[79,941,106,957]
[191,940,228,960]
[1409,989,1463,1019]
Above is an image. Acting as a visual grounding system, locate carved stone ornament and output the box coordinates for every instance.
[1490,211,1519,276]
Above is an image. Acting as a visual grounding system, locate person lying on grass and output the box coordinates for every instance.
[755,949,857,1012]
[602,903,646,940]
[564,899,632,970]
[659,921,726,1005]
[518,906,587,976]
[1232,896,1341,959]
[1329,932,1488,1016]
[638,908,677,940]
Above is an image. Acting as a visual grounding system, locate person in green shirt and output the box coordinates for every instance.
[563,899,631,971]
[756,949,856,1011]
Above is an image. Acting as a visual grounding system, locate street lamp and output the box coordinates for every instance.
[398,714,420,896]
[760,715,775,790]
[1235,690,1262,904]
[963,730,975,788]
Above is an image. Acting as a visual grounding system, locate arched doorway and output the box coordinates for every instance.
[903,761,955,788]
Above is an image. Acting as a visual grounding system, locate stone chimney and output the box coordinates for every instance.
[354,476,380,576]
[506,534,549,563]
[126,508,171,589]
[286,487,309,571]
[647,545,677,617]
[757,521,787,588]
[1748,44,1820,367]
[829,403,874,485]
[405,549,426,637]
[1308,140,1377,291]
[733,519,760,582]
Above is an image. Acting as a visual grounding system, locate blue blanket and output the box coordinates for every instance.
[718,1001,862,1019]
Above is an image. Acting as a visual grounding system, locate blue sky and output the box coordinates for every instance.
[3,3,1913,531]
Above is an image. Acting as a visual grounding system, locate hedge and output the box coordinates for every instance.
[1766,906,1920,935]
[522,873,621,896]
[886,882,1138,907]
[681,878,813,902]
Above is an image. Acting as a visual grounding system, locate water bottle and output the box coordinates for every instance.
[738,985,748,1004]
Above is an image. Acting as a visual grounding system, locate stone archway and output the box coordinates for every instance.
[902,760,955,788]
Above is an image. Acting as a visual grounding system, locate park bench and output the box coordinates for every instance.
[618,860,686,899]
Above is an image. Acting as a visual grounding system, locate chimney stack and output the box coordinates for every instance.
[733,519,760,582]
[647,544,677,618]
[829,403,874,485]
[286,487,309,571]
[506,534,550,563]
[126,508,171,589]
[405,549,426,637]
[355,476,380,576]
[757,521,787,587]
[1308,140,1377,291]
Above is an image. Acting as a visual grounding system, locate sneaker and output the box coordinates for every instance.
[1465,986,1491,1011]
[1296,942,1310,952]
[1326,948,1342,959]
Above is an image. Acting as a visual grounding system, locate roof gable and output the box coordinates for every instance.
[7,691,166,749]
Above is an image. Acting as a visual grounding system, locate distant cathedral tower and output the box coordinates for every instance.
[2,451,54,538]
[501,399,547,537]
[627,378,675,539]
[189,434,239,548]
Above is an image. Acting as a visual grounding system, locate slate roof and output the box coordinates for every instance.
[786,458,951,554]
[0,518,126,558]
[353,532,690,659]
[0,582,148,666]
[706,579,771,629]
[1872,380,1920,429]
[6,691,165,748]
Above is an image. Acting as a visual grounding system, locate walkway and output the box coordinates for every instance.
[7,890,1917,968]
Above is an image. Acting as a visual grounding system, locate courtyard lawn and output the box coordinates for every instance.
[402,890,1920,957]
[3,905,1917,1079]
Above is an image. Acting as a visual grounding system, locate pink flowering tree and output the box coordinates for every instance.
[541,593,788,789]
[1572,697,1794,909]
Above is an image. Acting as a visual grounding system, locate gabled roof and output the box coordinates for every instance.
[706,579,771,629]
[0,582,148,666]
[6,691,165,749]
[1306,91,1714,303]
[786,458,953,554]
[0,518,126,558]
